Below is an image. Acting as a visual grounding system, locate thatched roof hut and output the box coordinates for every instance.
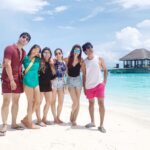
[120,48,150,61]
[119,48,150,68]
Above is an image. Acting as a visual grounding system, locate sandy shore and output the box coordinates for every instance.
[0,92,150,150]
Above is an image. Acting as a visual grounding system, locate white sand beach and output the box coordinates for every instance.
[0,91,150,150]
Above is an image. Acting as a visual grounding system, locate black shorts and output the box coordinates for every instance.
[39,81,52,92]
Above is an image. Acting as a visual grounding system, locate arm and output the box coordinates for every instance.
[49,58,56,76]
[4,59,16,90]
[81,61,86,95]
[63,57,68,64]
[99,57,108,84]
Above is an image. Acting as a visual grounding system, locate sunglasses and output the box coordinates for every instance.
[55,52,62,56]
[74,49,81,54]
[21,35,29,41]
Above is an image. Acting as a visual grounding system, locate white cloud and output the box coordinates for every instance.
[137,19,150,28]
[0,0,49,14]
[58,26,75,30]
[80,7,104,22]
[116,26,142,50]
[114,0,150,9]
[33,16,44,21]
[46,5,68,15]
[54,6,68,13]
[94,23,150,65]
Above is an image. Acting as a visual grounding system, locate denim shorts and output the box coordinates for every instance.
[67,76,82,88]
[52,78,65,90]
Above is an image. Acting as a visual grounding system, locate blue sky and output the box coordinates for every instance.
[0,0,150,67]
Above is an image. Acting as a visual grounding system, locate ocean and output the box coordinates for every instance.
[0,67,150,118]
[105,73,150,118]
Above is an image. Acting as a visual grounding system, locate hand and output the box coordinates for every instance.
[49,58,54,65]
[36,53,41,58]
[10,80,17,90]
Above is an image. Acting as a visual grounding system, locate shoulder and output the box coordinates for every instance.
[63,57,68,63]
[80,58,84,64]
[98,57,105,63]
[4,45,14,53]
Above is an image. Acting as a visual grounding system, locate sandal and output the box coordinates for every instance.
[98,127,106,133]
[36,122,46,127]
[0,131,6,136]
[11,125,24,130]
[85,123,95,128]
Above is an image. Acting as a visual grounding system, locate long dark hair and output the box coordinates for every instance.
[27,44,41,56]
[40,47,52,74]
[68,44,82,69]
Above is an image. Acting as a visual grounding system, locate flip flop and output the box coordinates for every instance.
[98,127,106,133]
[36,122,46,127]
[11,125,24,130]
[85,123,95,128]
[0,131,6,136]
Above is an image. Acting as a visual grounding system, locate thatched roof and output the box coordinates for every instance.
[120,48,150,61]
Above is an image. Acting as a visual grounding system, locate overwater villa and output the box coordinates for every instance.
[110,48,150,73]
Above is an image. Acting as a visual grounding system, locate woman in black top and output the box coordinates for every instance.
[64,44,83,126]
[36,47,56,126]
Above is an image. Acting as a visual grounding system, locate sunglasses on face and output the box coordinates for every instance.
[74,49,81,54]
[21,35,29,41]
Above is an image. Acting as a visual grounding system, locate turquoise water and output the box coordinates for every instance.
[106,73,150,114]
[0,67,150,115]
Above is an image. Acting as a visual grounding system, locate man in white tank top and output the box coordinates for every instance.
[82,42,108,133]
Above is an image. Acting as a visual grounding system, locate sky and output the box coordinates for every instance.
[0,0,150,67]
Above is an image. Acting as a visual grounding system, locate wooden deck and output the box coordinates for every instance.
[109,68,150,73]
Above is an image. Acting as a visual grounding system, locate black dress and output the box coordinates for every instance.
[39,62,56,92]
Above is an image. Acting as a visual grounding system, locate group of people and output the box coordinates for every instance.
[0,32,108,136]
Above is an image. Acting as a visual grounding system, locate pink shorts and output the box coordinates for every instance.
[85,83,105,100]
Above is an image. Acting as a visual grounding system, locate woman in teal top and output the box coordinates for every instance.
[21,44,41,129]
[23,55,40,87]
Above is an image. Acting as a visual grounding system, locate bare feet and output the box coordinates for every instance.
[31,123,40,129]
[21,119,31,128]
[54,118,63,124]
[21,119,40,129]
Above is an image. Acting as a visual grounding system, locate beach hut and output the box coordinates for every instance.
[120,48,150,68]
[110,48,150,73]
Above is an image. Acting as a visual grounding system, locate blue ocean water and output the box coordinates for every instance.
[0,67,150,116]
[106,73,150,114]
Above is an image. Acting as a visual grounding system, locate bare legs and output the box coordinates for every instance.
[51,89,64,124]
[1,93,22,133]
[36,92,52,125]
[69,87,81,126]
[21,86,40,129]
[86,98,106,132]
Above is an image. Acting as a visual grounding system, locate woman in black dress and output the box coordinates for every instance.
[36,47,56,126]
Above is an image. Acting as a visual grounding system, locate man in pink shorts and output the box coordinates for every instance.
[82,42,108,133]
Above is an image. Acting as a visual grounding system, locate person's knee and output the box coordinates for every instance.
[89,101,94,106]
[46,100,51,106]
[2,99,10,108]
[98,100,105,107]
